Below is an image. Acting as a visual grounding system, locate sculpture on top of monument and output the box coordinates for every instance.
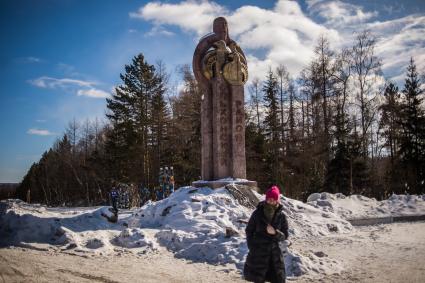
[193,17,250,183]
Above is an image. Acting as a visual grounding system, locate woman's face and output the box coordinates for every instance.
[266,198,278,206]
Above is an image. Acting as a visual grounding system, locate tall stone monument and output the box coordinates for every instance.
[192,17,256,188]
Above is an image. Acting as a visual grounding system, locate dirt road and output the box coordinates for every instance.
[0,245,244,283]
[294,222,425,283]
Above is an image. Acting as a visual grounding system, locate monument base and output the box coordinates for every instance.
[192,179,257,189]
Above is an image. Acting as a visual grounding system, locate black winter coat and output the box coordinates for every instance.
[243,201,289,283]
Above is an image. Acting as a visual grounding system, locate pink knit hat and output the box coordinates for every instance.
[265,186,280,201]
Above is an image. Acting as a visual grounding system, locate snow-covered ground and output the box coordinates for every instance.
[1,187,424,282]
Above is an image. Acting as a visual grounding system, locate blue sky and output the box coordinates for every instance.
[0,0,424,182]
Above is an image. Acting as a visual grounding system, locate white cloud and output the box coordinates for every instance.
[29,76,95,89]
[27,128,55,136]
[77,88,110,98]
[132,0,339,80]
[367,14,425,83]
[307,0,378,25]
[29,76,110,99]
[130,0,226,36]
[145,25,175,37]
[17,56,44,64]
[303,1,423,85]
[25,56,42,63]
[133,0,423,86]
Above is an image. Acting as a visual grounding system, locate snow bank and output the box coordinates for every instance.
[0,199,156,255]
[128,187,250,268]
[128,186,350,276]
[278,195,352,238]
[282,242,343,277]
[307,193,425,220]
[0,199,107,247]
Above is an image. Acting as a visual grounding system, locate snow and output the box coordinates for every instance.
[0,200,155,255]
[112,228,157,251]
[1,189,425,280]
[307,192,425,220]
[127,187,352,276]
[128,187,251,269]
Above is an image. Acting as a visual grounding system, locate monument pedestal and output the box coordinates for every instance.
[192,179,257,189]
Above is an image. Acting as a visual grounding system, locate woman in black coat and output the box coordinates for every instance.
[244,186,289,283]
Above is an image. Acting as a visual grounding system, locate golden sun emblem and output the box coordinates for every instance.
[201,41,248,85]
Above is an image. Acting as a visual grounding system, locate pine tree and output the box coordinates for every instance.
[326,103,352,194]
[282,80,298,198]
[313,36,334,159]
[168,65,202,184]
[380,83,401,163]
[150,67,170,182]
[262,70,283,190]
[263,70,280,147]
[248,78,262,132]
[287,80,296,156]
[349,118,370,195]
[398,58,425,194]
[245,122,268,190]
[105,53,165,185]
[326,49,352,194]
[276,65,289,153]
[378,83,403,194]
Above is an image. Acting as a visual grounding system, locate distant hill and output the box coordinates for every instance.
[0,183,19,200]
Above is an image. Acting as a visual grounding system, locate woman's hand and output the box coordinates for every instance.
[266,224,276,235]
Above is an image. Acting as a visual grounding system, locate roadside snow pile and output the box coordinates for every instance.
[128,186,350,276]
[112,228,157,252]
[129,186,251,268]
[386,194,425,216]
[307,193,425,220]
[277,195,352,238]
[0,199,155,254]
[281,243,343,277]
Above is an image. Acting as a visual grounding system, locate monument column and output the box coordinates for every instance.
[201,82,213,180]
[192,17,256,188]
[231,85,246,178]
